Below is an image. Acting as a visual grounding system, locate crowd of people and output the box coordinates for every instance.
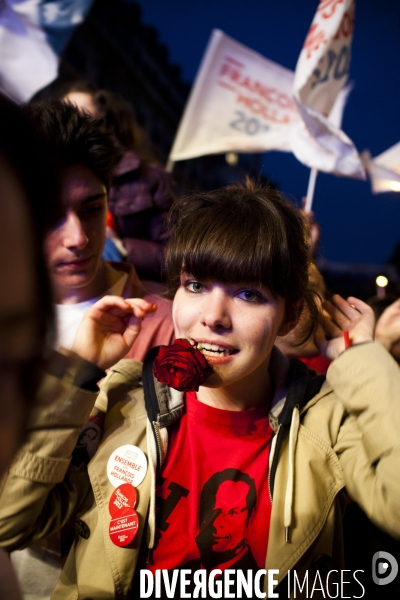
[0,82,399,600]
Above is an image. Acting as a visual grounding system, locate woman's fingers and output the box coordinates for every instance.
[71,297,158,370]
[90,296,157,319]
[325,295,371,329]
[317,295,375,360]
[124,298,157,320]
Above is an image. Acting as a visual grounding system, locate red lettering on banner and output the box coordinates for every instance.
[333,9,354,40]
[241,76,252,91]
[303,23,328,58]
[224,55,244,68]
[236,94,291,124]
[220,63,230,77]
[218,81,237,93]
[219,61,296,112]
[318,0,345,19]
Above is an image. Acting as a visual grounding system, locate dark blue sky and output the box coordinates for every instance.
[133,0,400,266]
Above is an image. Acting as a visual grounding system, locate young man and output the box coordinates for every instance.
[26,100,174,359]
[1,182,400,599]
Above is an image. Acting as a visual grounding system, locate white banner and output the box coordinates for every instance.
[169,29,301,162]
[292,0,365,178]
[364,142,400,193]
[169,28,358,180]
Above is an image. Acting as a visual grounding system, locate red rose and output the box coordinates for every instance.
[153,339,213,392]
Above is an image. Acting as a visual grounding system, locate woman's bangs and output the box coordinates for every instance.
[181,220,277,290]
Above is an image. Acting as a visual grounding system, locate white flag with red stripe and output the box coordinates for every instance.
[292,0,365,178]
[169,28,354,174]
[169,29,302,162]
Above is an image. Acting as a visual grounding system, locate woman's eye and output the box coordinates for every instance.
[185,281,205,293]
[238,289,264,303]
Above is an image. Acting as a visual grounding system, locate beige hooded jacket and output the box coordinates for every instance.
[0,342,399,599]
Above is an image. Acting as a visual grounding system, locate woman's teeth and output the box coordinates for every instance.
[197,343,232,356]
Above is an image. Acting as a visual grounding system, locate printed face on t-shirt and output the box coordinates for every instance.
[209,480,251,554]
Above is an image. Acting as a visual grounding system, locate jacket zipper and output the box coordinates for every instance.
[268,464,273,504]
[151,421,162,473]
[143,421,162,556]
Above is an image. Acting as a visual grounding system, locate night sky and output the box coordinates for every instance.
[133,0,400,267]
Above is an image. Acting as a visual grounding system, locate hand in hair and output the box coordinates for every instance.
[71,296,157,370]
[316,295,375,361]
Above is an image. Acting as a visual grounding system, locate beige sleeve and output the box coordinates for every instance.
[0,355,100,551]
[328,342,400,539]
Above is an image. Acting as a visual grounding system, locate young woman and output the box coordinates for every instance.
[0,181,399,599]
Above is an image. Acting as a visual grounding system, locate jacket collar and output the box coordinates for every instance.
[107,260,148,298]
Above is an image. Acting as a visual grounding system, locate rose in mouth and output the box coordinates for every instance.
[153,339,214,392]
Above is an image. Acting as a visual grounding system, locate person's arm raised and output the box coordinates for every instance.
[71,295,157,371]
[316,295,375,361]
[374,298,400,354]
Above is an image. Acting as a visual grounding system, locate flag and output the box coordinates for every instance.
[363,143,400,193]
[0,0,95,103]
[292,0,365,178]
[169,27,355,176]
[169,29,302,162]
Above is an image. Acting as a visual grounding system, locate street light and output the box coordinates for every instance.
[376,275,388,298]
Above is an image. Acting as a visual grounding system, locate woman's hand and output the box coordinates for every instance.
[71,296,157,370]
[316,295,375,361]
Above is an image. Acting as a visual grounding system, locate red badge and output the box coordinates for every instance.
[109,506,139,547]
[108,483,137,517]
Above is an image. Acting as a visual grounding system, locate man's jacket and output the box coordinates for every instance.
[0,343,399,599]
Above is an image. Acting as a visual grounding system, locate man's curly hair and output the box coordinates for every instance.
[23,100,122,190]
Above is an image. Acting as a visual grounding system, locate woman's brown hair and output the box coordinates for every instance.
[165,179,320,342]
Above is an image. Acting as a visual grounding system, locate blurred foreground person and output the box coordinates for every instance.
[1,181,400,599]
[0,94,60,599]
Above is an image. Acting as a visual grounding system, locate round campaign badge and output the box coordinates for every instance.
[109,483,137,517]
[107,445,147,489]
[109,506,139,547]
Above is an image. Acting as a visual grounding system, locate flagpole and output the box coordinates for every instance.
[165,157,175,173]
[304,167,318,212]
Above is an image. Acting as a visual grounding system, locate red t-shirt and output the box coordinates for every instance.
[147,392,273,574]
[300,354,331,375]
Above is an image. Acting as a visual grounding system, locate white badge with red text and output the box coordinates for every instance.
[107,445,147,488]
